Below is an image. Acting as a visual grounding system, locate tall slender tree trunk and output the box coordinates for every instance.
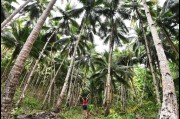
[34,69,45,88]
[20,71,28,88]
[37,67,48,93]
[142,0,178,118]
[105,37,113,117]
[75,83,81,107]
[53,62,56,107]
[53,20,85,113]
[48,85,52,108]
[53,81,57,107]
[71,64,80,106]
[102,83,107,107]
[136,9,161,104]
[1,0,57,117]
[1,0,32,30]
[66,65,75,108]
[105,15,114,117]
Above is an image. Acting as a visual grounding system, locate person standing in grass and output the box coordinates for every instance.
[80,95,89,119]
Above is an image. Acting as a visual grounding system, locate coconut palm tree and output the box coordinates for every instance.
[90,50,134,107]
[1,0,58,117]
[94,0,131,115]
[142,0,178,118]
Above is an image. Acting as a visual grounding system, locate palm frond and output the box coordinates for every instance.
[117,8,131,20]
[69,18,79,28]
[67,7,85,18]
[117,32,129,44]
[113,71,130,87]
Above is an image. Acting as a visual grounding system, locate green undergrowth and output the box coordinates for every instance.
[12,88,158,119]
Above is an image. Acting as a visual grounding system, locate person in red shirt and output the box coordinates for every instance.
[80,95,89,119]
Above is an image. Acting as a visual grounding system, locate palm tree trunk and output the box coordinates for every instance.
[136,9,161,104]
[1,0,32,30]
[53,81,57,107]
[105,15,114,117]
[53,20,85,113]
[1,0,57,116]
[142,0,178,118]
[66,65,74,108]
[48,85,52,108]
[19,71,28,88]
[37,68,48,92]
[34,70,44,88]
[102,83,107,107]
[105,37,113,117]
[71,64,80,106]
[75,83,81,107]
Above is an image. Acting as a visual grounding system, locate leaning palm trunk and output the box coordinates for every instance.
[1,0,32,30]
[136,9,161,104]
[66,65,75,107]
[53,25,84,113]
[16,30,57,107]
[75,83,82,107]
[1,0,57,117]
[53,80,57,107]
[20,71,28,88]
[142,0,178,118]
[41,56,66,108]
[71,64,80,106]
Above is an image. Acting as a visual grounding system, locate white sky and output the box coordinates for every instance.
[11,0,166,53]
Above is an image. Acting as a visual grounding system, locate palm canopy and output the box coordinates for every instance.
[90,51,132,88]
[1,22,46,59]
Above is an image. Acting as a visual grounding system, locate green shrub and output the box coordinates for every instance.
[127,113,136,119]
[105,113,123,119]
